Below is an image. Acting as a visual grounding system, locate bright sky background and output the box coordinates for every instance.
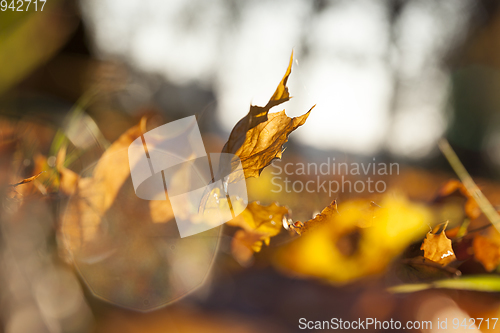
[81,0,470,157]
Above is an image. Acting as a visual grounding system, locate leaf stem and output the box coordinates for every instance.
[438,139,500,232]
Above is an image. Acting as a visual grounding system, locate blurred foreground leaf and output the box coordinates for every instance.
[60,119,174,259]
[274,195,432,283]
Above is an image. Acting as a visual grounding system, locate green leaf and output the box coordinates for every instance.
[0,0,75,95]
[389,275,500,293]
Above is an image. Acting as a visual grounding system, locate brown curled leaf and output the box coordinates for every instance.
[10,171,45,187]
[396,256,461,283]
[292,200,339,235]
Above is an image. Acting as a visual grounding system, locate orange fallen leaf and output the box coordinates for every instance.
[473,228,500,272]
[436,179,481,220]
[420,221,457,266]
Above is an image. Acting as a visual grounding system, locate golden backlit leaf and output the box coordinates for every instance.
[222,53,314,179]
[226,201,290,265]
[227,202,289,240]
[473,228,500,272]
[420,221,457,266]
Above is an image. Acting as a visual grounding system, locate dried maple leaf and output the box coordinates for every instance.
[292,200,339,235]
[473,228,500,271]
[221,52,314,179]
[227,202,289,241]
[226,201,290,265]
[420,221,457,266]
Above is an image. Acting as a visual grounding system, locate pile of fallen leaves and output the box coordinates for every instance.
[7,52,500,300]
